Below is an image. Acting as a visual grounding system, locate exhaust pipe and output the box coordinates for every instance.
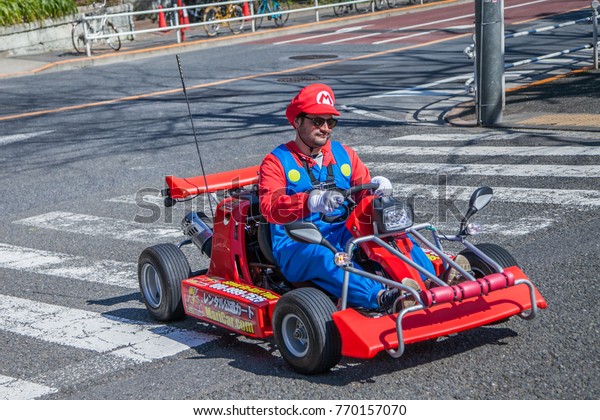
[181,211,213,257]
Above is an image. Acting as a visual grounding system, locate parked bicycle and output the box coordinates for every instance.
[72,1,121,54]
[254,0,290,29]
[333,0,395,17]
[203,2,245,37]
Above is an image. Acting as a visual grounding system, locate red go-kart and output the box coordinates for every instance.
[138,165,547,374]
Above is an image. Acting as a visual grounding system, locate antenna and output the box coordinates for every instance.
[175,54,214,218]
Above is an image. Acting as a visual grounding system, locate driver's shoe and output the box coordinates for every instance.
[443,255,472,286]
[400,278,421,309]
[377,288,400,313]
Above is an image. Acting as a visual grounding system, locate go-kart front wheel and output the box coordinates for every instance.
[273,288,342,374]
[459,243,519,277]
[138,243,191,322]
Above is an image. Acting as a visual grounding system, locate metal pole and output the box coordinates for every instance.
[475,0,504,126]
[593,0,599,70]
[84,17,92,57]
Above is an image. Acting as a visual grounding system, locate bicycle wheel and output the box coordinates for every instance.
[333,5,347,17]
[72,20,92,54]
[355,1,372,14]
[386,0,397,8]
[374,0,385,10]
[228,5,245,34]
[254,2,265,29]
[272,0,290,28]
[104,21,121,51]
[203,6,221,37]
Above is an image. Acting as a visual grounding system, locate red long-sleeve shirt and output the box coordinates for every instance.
[259,141,372,225]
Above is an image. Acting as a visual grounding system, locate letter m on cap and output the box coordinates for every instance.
[316,91,334,105]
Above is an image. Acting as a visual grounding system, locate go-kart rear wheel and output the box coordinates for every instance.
[459,243,519,277]
[138,243,191,322]
[273,288,342,375]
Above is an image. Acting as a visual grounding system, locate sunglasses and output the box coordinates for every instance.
[304,116,338,129]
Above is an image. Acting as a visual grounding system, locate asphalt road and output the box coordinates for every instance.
[0,0,598,405]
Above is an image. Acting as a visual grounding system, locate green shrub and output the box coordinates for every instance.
[0,0,78,26]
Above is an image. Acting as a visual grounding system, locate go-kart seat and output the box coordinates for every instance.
[257,216,277,265]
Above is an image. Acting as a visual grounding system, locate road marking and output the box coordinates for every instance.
[273,26,370,45]
[432,216,554,237]
[390,183,600,207]
[387,133,525,141]
[0,374,57,400]
[0,243,137,289]
[373,30,435,45]
[0,294,214,363]
[107,193,164,206]
[354,145,600,157]
[14,211,181,243]
[0,130,54,147]
[366,162,600,178]
[323,32,382,45]
[387,131,599,141]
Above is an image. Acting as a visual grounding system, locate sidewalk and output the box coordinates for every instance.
[445,68,600,132]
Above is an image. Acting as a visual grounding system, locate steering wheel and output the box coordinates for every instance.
[321,183,379,223]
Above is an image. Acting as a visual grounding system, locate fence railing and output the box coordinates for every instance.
[464,1,599,93]
[77,0,427,56]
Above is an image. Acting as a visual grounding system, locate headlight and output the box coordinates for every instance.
[373,196,414,233]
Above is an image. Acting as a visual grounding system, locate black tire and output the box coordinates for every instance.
[228,5,245,34]
[254,1,265,29]
[138,243,191,321]
[374,0,385,10]
[203,6,220,37]
[104,21,121,51]
[459,243,519,278]
[333,5,346,17]
[273,288,342,374]
[273,0,290,27]
[72,21,91,54]
[386,0,397,8]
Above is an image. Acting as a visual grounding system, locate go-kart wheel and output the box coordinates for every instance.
[273,288,342,374]
[459,243,519,278]
[138,243,191,322]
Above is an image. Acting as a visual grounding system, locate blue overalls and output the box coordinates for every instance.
[268,142,434,309]
[268,142,383,308]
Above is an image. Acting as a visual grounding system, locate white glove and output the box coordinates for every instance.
[308,190,344,214]
[371,176,393,197]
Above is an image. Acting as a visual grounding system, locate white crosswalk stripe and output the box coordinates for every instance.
[355,145,600,157]
[0,243,137,288]
[14,211,180,243]
[390,183,600,207]
[367,162,600,178]
[0,294,215,363]
[0,374,57,400]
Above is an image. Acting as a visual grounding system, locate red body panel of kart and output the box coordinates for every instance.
[166,165,260,199]
[333,266,547,359]
[165,167,547,360]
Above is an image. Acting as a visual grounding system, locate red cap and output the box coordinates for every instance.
[285,83,340,126]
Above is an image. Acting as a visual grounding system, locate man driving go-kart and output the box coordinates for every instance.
[258,83,438,312]
[143,79,546,374]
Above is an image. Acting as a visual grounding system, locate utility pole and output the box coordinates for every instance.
[475,0,504,126]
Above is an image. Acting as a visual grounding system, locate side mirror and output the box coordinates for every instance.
[284,220,337,254]
[459,187,493,235]
[469,186,493,213]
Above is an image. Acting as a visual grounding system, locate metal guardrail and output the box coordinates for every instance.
[78,0,424,56]
[464,0,600,93]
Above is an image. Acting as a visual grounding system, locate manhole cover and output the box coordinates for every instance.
[277,75,321,83]
[289,54,339,60]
